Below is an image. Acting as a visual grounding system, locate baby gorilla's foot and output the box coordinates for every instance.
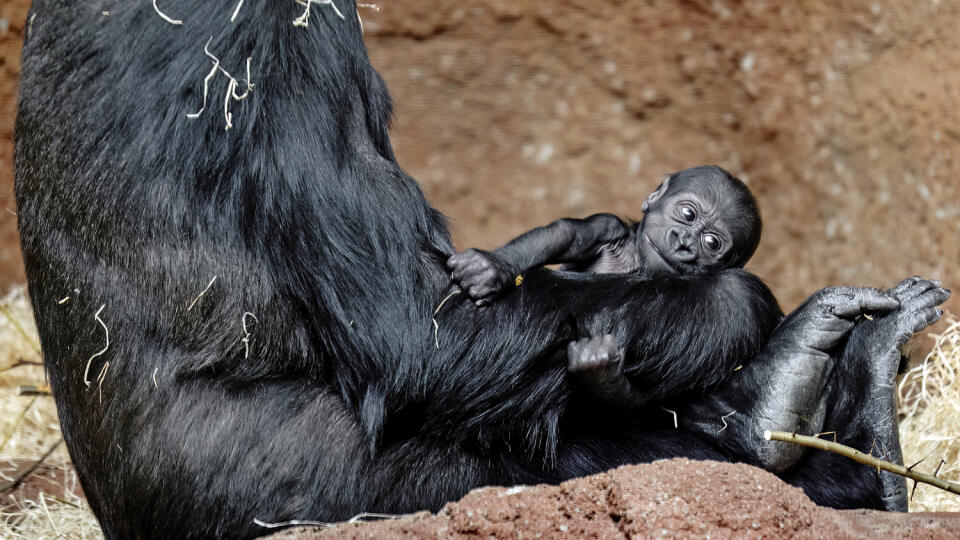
[845,276,950,511]
[567,335,646,409]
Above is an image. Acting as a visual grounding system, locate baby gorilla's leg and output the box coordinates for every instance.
[567,335,647,409]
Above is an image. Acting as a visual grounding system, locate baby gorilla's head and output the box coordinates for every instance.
[637,165,761,276]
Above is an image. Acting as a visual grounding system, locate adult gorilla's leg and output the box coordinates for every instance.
[678,280,948,509]
[783,277,949,510]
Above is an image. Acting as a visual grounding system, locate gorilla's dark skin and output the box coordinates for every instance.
[14,1,949,538]
[448,165,762,408]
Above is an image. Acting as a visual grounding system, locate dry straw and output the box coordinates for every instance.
[898,317,960,511]
[0,289,102,538]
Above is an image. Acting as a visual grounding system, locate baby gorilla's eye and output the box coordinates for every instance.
[702,233,721,251]
[678,204,696,222]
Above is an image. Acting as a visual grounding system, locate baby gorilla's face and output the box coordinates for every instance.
[638,171,751,276]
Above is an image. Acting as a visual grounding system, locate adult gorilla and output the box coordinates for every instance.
[14,1,948,538]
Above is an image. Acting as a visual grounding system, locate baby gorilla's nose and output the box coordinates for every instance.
[667,227,698,263]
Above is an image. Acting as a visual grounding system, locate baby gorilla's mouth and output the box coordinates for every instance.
[644,233,677,273]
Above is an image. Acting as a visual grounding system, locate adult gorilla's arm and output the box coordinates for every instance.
[601,269,784,404]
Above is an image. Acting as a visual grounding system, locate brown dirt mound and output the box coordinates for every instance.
[265,459,960,539]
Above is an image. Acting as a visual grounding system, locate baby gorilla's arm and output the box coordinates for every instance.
[447,214,634,305]
[567,335,648,409]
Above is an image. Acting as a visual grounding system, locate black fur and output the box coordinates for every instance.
[15,2,947,538]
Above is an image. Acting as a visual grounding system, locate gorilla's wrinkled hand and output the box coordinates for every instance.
[747,280,947,474]
[767,286,901,359]
[446,248,515,306]
[857,277,950,385]
[881,276,950,349]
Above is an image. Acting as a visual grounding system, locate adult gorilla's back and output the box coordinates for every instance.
[14,2,902,539]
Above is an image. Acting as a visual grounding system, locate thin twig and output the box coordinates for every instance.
[661,407,678,429]
[254,511,412,529]
[0,438,63,494]
[15,385,50,396]
[231,0,246,22]
[152,0,183,25]
[242,312,258,358]
[0,360,43,374]
[719,411,735,433]
[83,305,109,387]
[187,50,219,119]
[293,0,346,28]
[187,38,254,130]
[46,495,80,509]
[356,3,380,32]
[254,518,327,529]
[187,275,217,311]
[96,362,110,405]
[432,290,461,349]
[765,430,960,496]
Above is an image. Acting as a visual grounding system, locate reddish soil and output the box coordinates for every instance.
[1,2,958,319]
[265,459,960,539]
[1,1,959,536]
[0,1,29,287]
[0,457,84,504]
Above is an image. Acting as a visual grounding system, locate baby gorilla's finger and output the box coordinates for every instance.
[445,254,462,270]
[449,260,473,281]
[600,335,620,362]
[829,288,900,319]
[590,339,610,364]
[567,342,587,371]
[468,284,493,300]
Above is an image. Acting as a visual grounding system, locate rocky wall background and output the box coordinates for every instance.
[1,0,958,321]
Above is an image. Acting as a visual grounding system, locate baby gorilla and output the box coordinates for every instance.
[447,165,762,408]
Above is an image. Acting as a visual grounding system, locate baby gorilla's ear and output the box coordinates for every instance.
[641,174,673,213]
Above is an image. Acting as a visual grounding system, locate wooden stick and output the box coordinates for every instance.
[765,430,960,496]
[0,438,62,494]
[16,384,51,396]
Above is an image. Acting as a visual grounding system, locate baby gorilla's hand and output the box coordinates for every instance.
[567,335,623,376]
[446,249,514,306]
[566,335,647,409]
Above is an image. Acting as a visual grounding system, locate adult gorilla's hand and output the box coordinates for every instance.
[706,286,900,473]
[880,276,950,350]
[751,280,947,474]
[765,286,901,358]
